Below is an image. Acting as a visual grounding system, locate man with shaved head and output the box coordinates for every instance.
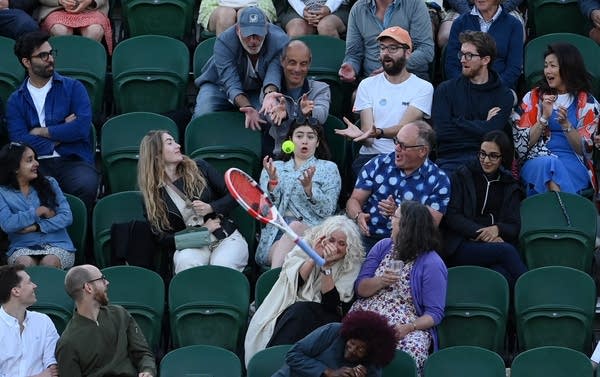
[260,39,331,157]
[56,264,156,377]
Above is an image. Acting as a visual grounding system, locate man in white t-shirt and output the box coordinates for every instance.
[0,264,59,377]
[335,26,434,177]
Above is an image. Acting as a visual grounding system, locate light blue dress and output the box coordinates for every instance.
[520,100,590,196]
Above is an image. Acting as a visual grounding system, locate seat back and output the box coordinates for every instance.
[193,37,216,78]
[65,193,87,265]
[49,35,107,121]
[26,266,73,334]
[101,265,165,350]
[514,266,596,352]
[519,192,597,272]
[322,115,348,179]
[247,344,292,377]
[112,35,189,114]
[437,266,509,353]
[528,0,590,37]
[159,344,242,377]
[121,0,194,39]
[101,112,179,193]
[188,145,260,179]
[255,267,281,309]
[524,34,600,97]
[511,346,593,377]
[92,191,146,268]
[0,36,25,113]
[382,349,418,377]
[184,111,261,158]
[168,265,250,349]
[423,345,506,377]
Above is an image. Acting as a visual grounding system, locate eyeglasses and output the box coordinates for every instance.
[393,137,424,151]
[9,141,23,149]
[379,44,409,54]
[30,49,57,61]
[457,51,480,61]
[478,150,502,162]
[83,275,107,288]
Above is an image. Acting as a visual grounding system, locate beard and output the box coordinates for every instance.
[31,62,54,79]
[381,55,407,76]
[94,289,109,306]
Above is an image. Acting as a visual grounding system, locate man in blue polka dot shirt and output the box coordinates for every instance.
[345,120,451,252]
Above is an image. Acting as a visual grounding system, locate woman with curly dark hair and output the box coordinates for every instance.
[0,142,75,268]
[273,310,397,377]
[350,200,447,375]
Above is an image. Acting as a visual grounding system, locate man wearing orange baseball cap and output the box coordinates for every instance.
[339,0,434,82]
[336,26,434,178]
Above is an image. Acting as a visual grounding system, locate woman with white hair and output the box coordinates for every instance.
[244,215,364,364]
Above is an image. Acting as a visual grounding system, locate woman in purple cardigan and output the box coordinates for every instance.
[350,200,447,375]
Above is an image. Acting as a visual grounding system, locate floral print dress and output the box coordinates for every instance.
[350,252,431,375]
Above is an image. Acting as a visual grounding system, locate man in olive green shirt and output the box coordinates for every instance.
[56,265,156,377]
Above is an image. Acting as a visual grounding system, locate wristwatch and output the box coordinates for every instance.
[320,268,332,275]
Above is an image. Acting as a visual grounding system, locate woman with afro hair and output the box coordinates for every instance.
[272,310,398,377]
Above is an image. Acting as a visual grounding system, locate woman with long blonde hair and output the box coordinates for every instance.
[138,130,248,274]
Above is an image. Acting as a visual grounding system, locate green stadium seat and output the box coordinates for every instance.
[49,36,106,123]
[92,191,146,268]
[0,36,25,116]
[382,349,418,377]
[121,0,194,39]
[437,266,509,353]
[254,267,281,309]
[515,266,596,352]
[101,265,165,350]
[101,112,179,193]
[247,344,292,377]
[26,266,73,334]
[519,191,597,272]
[64,193,87,265]
[511,346,593,377]
[423,345,506,377]
[184,111,261,159]
[168,265,250,350]
[112,35,189,114]
[193,37,216,79]
[159,344,242,377]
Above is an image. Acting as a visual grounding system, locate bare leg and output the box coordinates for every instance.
[316,14,345,38]
[269,221,309,268]
[14,255,38,267]
[547,180,561,192]
[208,6,237,35]
[50,24,74,36]
[286,18,315,37]
[80,24,104,42]
[40,254,62,268]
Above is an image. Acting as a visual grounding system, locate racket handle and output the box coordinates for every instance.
[296,238,326,266]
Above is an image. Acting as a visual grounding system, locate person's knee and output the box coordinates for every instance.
[14,255,36,266]
[40,254,61,268]
[213,7,237,31]
[286,19,312,37]
[81,24,104,41]
[50,24,73,36]
[11,12,39,38]
[316,16,342,37]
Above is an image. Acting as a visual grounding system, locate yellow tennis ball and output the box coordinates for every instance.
[282,140,295,154]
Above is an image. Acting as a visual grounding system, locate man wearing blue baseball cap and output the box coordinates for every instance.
[193,7,289,140]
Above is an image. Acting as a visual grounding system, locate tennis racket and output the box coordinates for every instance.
[224,168,325,266]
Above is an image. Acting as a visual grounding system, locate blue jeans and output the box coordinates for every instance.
[192,83,261,119]
[39,157,99,212]
[0,9,38,39]
[450,240,527,288]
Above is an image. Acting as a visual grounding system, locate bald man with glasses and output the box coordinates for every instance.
[56,265,156,377]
